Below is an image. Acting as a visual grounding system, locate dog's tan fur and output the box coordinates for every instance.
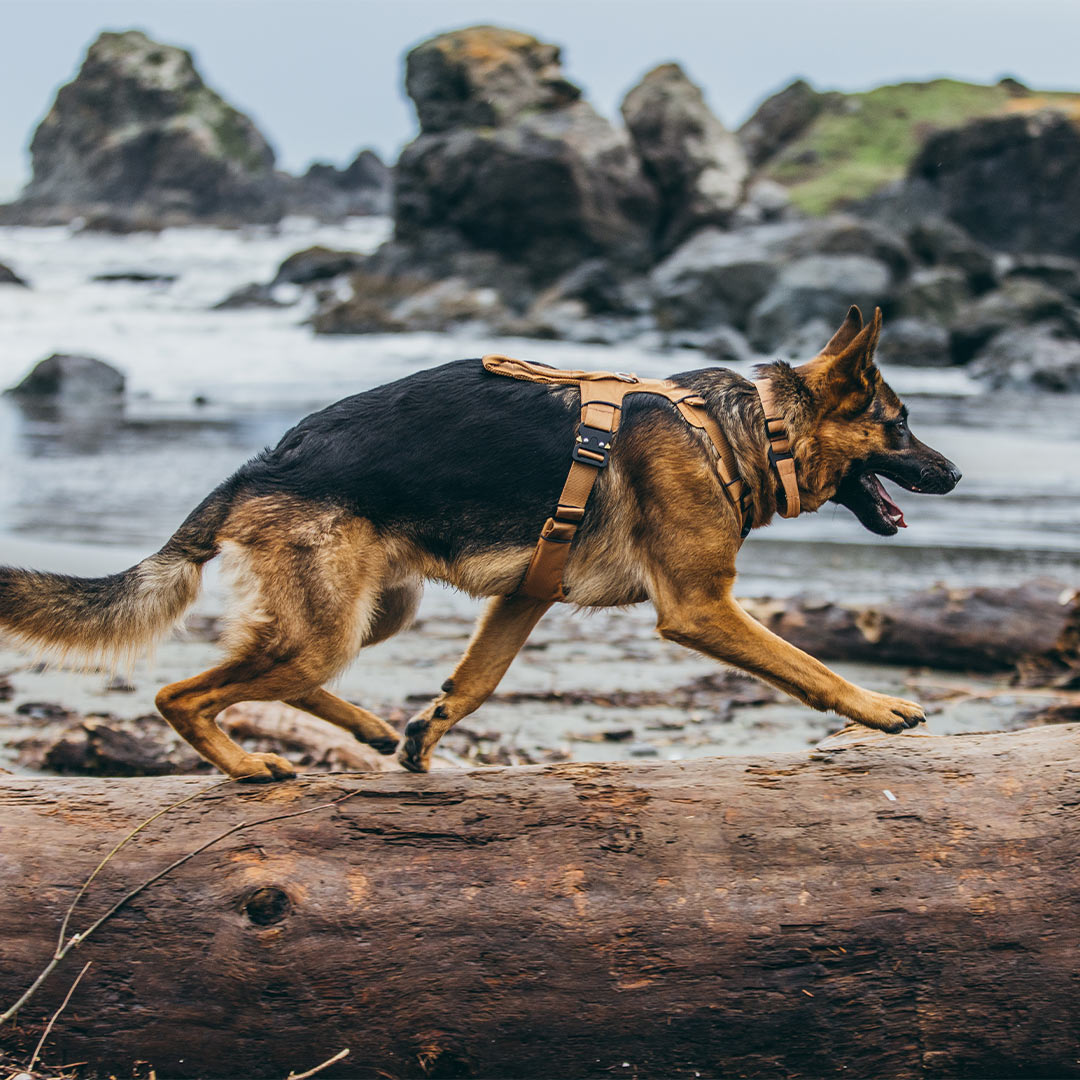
[0,308,959,781]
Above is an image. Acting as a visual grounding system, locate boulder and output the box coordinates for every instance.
[73,208,164,234]
[746,254,893,351]
[91,270,177,284]
[738,79,828,167]
[5,354,125,401]
[284,148,392,220]
[270,246,366,287]
[649,223,796,331]
[405,25,580,134]
[893,266,972,323]
[393,27,658,281]
[876,317,952,367]
[1004,254,1080,300]
[701,325,755,365]
[211,283,285,311]
[543,259,647,316]
[948,278,1080,364]
[905,218,996,292]
[970,324,1080,392]
[781,215,913,279]
[911,111,1080,255]
[731,178,793,226]
[310,268,512,335]
[775,317,834,361]
[649,216,909,337]
[0,261,28,287]
[620,63,748,252]
[8,30,281,225]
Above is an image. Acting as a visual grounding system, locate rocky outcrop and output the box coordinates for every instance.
[738,79,828,167]
[3,30,282,226]
[875,317,952,367]
[948,278,1080,364]
[405,25,581,132]
[0,261,28,287]
[970,324,1080,392]
[649,215,908,340]
[393,27,658,281]
[911,111,1080,256]
[270,246,367,287]
[283,148,391,219]
[621,63,748,253]
[5,354,125,401]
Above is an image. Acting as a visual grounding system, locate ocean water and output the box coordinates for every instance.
[0,218,1077,606]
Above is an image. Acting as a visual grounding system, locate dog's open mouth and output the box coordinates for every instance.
[832,469,909,536]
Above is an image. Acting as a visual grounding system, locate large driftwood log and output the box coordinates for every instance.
[1,725,1078,1080]
[746,579,1080,678]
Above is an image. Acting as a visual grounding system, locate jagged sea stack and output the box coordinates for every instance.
[10,30,281,225]
[621,63,749,254]
[393,26,659,280]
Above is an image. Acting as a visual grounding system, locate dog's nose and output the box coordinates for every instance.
[948,464,962,486]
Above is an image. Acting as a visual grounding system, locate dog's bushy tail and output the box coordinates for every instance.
[0,485,234,666]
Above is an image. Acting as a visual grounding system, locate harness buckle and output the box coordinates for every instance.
[767,445,794,467]
[572,424,613,467]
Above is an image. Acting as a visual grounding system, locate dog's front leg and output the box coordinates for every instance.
[654,580,925,733]
[398,594,552,772]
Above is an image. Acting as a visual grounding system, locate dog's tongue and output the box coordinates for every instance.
[873,475,907,528]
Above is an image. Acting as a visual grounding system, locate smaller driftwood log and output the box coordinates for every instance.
[1,725,1079,1079]
[746,579,1080,678]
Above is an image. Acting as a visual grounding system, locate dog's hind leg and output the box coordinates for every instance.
[285,688,399,754]
[156,505,390,780]
[398,594,551,773]
[286,582,422,754]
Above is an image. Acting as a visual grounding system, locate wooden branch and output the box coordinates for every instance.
[1,725,1078,1079]
[745,579,1080,677]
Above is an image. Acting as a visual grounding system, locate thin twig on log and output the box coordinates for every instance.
[26,961,91,1074]
[284,1047,350,1080]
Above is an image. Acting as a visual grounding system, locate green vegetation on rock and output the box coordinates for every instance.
[757,78,1080,214]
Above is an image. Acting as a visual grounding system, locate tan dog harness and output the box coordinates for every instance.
[753,378,801,519]
[483,354,798,602]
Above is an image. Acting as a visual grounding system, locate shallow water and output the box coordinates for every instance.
[1,218,1077,600]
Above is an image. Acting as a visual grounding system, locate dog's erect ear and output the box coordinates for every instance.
[820,305,864,356]
[798,307,883,413]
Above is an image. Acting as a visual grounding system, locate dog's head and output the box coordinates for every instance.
[762,306,961,535]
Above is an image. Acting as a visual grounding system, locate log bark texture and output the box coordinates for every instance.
[1,725,1078,1080]
[746,579,1080,678]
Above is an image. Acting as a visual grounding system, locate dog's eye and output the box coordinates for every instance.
[891,418,908,435]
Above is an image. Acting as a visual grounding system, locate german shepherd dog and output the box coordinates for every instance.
[0,306,960,781]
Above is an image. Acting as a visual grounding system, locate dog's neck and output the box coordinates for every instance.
[666,368,787,529]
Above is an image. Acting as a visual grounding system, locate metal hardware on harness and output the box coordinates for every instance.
[482,353,755,603]
[572,424,613,466]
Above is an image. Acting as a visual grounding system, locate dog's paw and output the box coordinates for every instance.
[362,734,400,756]
[230,752,298,783]
[397,717,432,773]
[844,691,925,733]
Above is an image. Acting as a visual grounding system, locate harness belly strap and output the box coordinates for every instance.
[483,354,751,603]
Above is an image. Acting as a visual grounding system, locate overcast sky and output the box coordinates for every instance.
[1,0,1078,199]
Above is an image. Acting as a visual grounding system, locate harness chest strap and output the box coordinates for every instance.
[483,354,751,602]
